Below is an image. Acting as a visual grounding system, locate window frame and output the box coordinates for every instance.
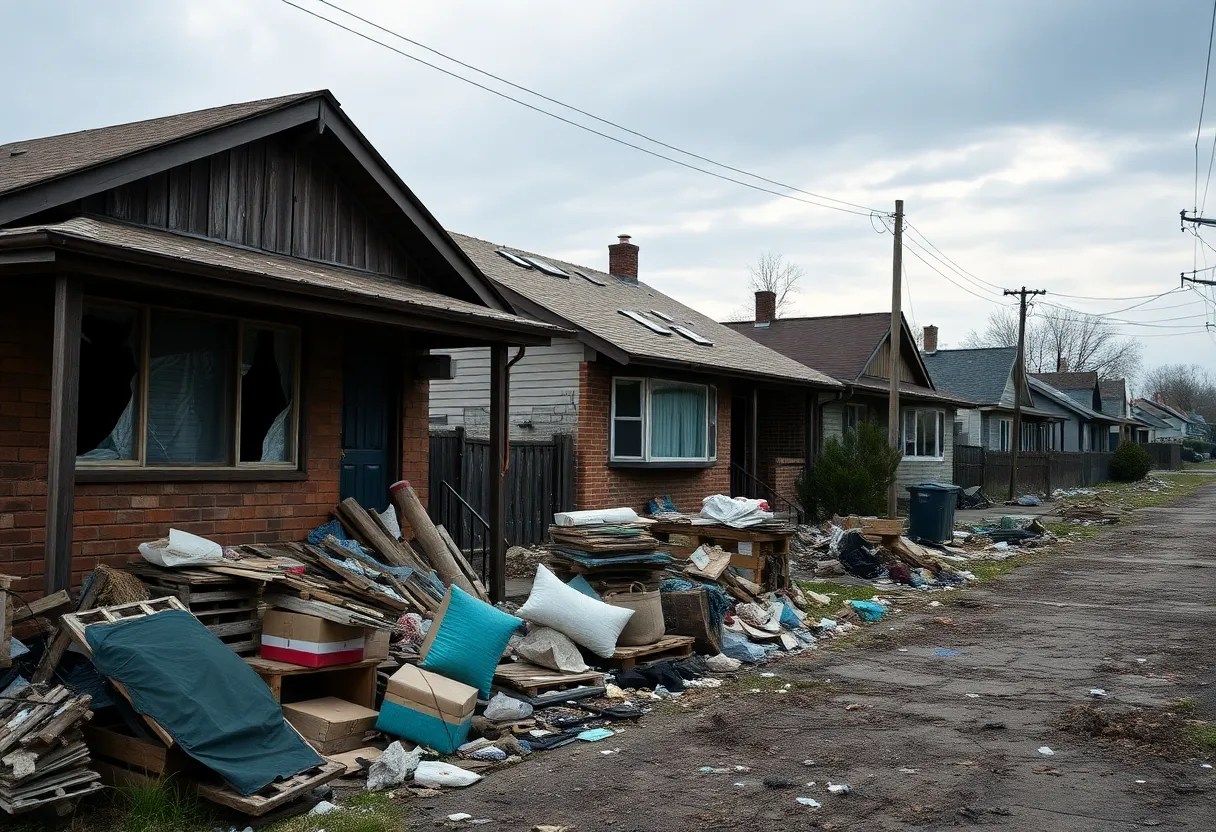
[997,418,1012,452]
[901,408,946,460]
[609,377,718,464]
[75,299,303,474]
[844,403,867,434]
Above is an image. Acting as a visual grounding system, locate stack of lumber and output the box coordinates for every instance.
[546,524,674,591]
[0,685,103,816]
[123,563,262,654]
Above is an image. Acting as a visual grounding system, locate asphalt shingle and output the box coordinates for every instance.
[921,347,1017,405]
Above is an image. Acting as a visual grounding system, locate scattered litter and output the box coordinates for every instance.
[577,728,614,742]
[484,692,534,721]
[413,761,482,789]
[803,759,817,766]
[310,800,339,815]
[899,768,917,774]
[1202,764,1213,770]
[448,813,473,822]
[600,748,621,755]
[796,797,822,808]
[827,783,852,795]
[367,742,423,792]
[1135,779,1147,784]
[965,693,981,699]
[1038,747,1055,756]
[700,766,729,774]
[935,648,962,657]
[1089,689,1108,697]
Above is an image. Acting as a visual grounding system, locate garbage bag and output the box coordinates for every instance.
[836,531,881,579]
[413,761,482,788]
[484,692,534,722]
[847,600,886,622]
[366,742,422,792]
[517,626,590,673]
[720,629,770,664]
[138,528,222,568]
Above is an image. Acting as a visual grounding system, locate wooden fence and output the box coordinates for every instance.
[428,429,575,548]
[1144,442,1183,471]
[953,446,1115,496]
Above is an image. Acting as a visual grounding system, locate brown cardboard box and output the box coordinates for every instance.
[385,664,477,721]
[260,611,365,667]
[282,697,380,755]
[364,628,391,661]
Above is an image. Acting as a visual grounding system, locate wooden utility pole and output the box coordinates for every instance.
[886,199,904,519]
[1004,286,1046,500]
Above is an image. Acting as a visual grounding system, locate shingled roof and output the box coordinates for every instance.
[449,233,839,388]
[922,347,1017,405]
[0,92,321,198]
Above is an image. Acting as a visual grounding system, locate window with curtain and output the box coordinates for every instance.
[76,302,300,469]
[610,378,716,462]
[902,409,944,458]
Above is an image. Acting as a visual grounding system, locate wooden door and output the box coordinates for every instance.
[340,343,397,512]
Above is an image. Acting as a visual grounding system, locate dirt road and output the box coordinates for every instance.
[419,487,1216,831]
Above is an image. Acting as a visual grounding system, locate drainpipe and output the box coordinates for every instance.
[817,388,849,458]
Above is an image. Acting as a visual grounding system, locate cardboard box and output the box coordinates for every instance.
[282,697,381,755]
[260,611,365,668]
[376,665,476,754]
[364,628,390,661]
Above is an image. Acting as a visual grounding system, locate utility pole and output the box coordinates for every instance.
[887,199,904,519]
[1003,286,1046,500]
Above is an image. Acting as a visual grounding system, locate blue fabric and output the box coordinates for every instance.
[566,574,601,600]
[778,598,804,629]
[419,586,522,698]
[647,495,679,514]
[848,600,886,622]
[87,610,322,795]
[376,698,471,754]
[649,383,706,458]
[307,519,347,545]
[658,579,732,629]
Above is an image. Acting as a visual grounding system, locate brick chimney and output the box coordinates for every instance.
[922,324,938,354]
[1057,355,1070,372]
[755,290,776,325]
[608,234,638,282]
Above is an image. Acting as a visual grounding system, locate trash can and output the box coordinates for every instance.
[906,482,962,543]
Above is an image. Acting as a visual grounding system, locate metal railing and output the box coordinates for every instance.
[729,463,806,524]
[435,480,491,582]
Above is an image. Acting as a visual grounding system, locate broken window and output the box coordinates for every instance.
[77,304,140,461]
[240,326,295,463]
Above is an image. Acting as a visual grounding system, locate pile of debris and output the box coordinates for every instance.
[0,684,101,816]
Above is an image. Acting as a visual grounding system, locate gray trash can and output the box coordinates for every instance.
[906,482,962,543]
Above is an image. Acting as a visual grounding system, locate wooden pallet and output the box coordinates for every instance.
[604,635,695,671]
[195,760,346,817]
[492,661,606,697]
[0,767,103,815]
[649,523,791,587]
[124,564,263,655]
[245,656,380,709]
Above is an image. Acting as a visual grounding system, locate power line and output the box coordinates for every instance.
[1197,0,1216,212]
[902,222,1005,291]
[279,0,880,217]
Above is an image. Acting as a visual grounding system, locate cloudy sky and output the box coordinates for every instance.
[5,0,1216,378]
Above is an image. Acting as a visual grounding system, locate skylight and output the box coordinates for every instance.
[619,310,672,335]
[569,268,607,287]
[496,249,534,269]
[521,255,569,277]
[671,325,713,346]
[649,310,674,322]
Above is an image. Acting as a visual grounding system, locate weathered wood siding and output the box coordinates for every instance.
[429,338,583,439]
[81,136,413,279]
[863,339,918,383]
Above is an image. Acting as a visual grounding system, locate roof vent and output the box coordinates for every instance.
[9,148,26,157]
[619,309,671,335]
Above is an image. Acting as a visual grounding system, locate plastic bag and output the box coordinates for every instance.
[699,494,771,528]
[365,742,422,792]
[720,629,769,664]
[835,531,881,579]
[847,600,886,622]
[138,529,222,568]
[517,626,590,673]
[412,761,482,788]
[705,653,742,673]
[483,692,534,722]
[378,505,403,540]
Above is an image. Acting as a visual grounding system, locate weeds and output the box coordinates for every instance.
[264,792,404,832]
[797,580,879,604]
[112,778,211,832]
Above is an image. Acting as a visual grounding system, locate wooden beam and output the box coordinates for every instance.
[45,275,83,595]
[488,344,508,604]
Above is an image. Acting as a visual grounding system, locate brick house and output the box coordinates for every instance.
[724,309,971,493]
[429,235,840,514]
[0,91,556,596]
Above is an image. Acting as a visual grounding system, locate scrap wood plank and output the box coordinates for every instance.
[436,523,490,602]
[0,742,91,786]
[11,590,71,624]
[194,760,346,817]
[32,567,110,685]
[335,498,420,570]
[0,768,104,815]
[604,635,695,671]
[492,661,605,696]
[264,593,393,630]
[860,517,903,537]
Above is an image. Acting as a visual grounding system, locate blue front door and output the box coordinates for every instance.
[340,345,395,512]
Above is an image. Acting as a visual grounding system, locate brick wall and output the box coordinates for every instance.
[573,361,731,513]
[0,282,429,593]
[756,390,805,500]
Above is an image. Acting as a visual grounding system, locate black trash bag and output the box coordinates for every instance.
[836,530,882,579]
[613,660,687,692]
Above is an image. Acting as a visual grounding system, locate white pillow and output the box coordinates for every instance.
[517,565,634,658]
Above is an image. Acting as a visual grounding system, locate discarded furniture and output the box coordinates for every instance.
[648,522,791,587]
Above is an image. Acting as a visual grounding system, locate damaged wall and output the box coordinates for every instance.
[0,283,430,593]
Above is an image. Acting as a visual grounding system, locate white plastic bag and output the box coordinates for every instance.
[365,741,422,792]
[483,692,534,722]
[412,761,482,788]
[517,626,590,673]
[138,528,222,568]
[378,505,403,540]
[553,508,640,527]
[699,495,772,529]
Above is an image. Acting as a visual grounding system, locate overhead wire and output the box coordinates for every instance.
[1197,0,1216,212]
[279,0,881,217]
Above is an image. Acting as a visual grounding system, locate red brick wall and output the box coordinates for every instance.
[0,283,428,593]
[756,390,806,501]
[574,361,731,513]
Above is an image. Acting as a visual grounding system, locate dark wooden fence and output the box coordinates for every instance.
[1145,442,1183,471]
[429,429,575,548]
[953,446,1114,496]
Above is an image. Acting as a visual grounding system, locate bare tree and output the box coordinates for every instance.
[1140,364,1216,419]
[960,305,1142,379]
[748,252,804,317]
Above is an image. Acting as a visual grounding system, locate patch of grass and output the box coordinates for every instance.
[1059,473,1211,513]
[265,792,404,832]
[963,554,1034,583]
[112,778,212,832]
[798,580,879,604]
[1172,697,1200,715]
[1186,723,1216,750]
[1043,521,1104,542]
[1182,459,1216,471]
[730,673,823,692]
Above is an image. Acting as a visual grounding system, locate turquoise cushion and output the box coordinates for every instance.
[567,574,601,600]
[376,698,471,755]
[419,586,522,698]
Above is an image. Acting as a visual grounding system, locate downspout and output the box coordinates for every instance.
[817,387,849,458]
[501,347,526,476]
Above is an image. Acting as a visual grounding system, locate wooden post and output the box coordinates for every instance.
[803,390,817,472]
[749,387,759,483]
[45,275,83,595]
[887,199,904,519]
[1003,286,1045,500]
[488,344,508,603]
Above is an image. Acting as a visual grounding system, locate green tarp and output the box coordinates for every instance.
[87,610,323,796]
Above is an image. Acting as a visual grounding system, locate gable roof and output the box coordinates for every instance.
[1099,379,1127,402]
[1028,377,1117,422]
[0,90,509,312]
[921,347,1018,405]
[0,93,317,198]
[1032,371,1099,392]
[448,233,839,388]
[1135,398,1196,424]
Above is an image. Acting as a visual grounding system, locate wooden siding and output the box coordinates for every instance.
[82,136,413,279]
[429,338,583,437]
[863,337,920,384]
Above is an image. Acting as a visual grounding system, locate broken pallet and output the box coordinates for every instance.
[492,661,606,697]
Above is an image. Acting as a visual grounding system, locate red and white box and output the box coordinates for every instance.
[260,610,366,668]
